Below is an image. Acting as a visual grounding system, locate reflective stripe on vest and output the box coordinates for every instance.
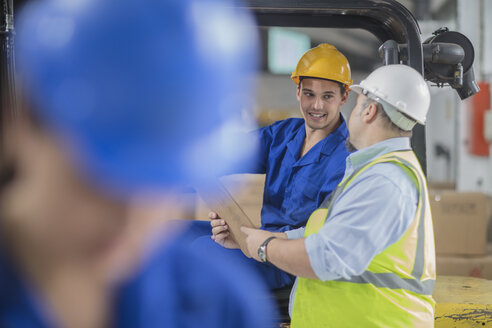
[291,150,436,328]
[340,155,432,294]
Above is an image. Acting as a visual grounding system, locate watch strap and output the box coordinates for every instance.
[258,236,277,262]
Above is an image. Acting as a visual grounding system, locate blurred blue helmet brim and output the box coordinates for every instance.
[16,0,260,196]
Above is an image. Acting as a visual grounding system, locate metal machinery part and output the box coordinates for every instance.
[0,0,15,128]
[423,29,480,100]
[243,0,429,173]
[1,0,480,174]
[380,27,480,100]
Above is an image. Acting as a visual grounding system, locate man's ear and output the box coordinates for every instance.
[296,82,301,102]
[361,102,379,123]
[340,89,349,106]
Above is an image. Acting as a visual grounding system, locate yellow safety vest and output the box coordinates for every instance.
[291,150,436,328]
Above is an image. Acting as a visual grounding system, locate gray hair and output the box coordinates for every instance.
[358,97,413,137]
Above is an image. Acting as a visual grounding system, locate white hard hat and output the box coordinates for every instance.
[351,64,431,131]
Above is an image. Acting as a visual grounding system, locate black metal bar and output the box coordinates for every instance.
[245,0,424,73]
[379,40,400,65]
[1,0,16,131]
[399,43,465,65]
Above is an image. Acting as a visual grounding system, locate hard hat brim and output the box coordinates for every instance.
[350,85,363,94]
[297,76,351,90]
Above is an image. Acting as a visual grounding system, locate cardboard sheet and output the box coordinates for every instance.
[195,179,256,257]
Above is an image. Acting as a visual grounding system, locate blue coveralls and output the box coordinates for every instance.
[0,224,276,328]
[190,117,350,289]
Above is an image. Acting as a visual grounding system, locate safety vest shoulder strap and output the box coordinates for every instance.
[307,150,422,237]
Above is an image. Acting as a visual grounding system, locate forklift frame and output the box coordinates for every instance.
[245,0,428,172]
[1,0,430,171]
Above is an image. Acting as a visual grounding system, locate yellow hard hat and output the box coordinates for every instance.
[291,43,353,89]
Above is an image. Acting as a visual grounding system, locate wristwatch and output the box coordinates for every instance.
[258,236,277,263]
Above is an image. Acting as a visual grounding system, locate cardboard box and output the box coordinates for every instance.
[195,174,265,227]
[436,245,492,280]
[430,190,491,256]
[427,181,456,190]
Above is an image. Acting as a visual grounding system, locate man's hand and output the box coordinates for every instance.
[240,226,276,262]
[210,211,239,249]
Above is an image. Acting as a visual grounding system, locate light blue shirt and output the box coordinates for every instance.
[287,137,419,315]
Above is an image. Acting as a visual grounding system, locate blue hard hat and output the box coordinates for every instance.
[16,0,259,195]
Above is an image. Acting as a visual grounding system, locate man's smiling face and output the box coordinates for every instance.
[297,78,348,133]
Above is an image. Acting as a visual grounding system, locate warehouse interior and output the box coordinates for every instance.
[1,0,492,326]
[196,0,492,280]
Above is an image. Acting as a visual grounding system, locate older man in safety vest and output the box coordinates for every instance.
[231,64,436,327]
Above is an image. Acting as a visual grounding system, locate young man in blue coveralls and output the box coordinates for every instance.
[0,0,275,327]
[191,43,353,289]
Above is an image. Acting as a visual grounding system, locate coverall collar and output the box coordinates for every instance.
[287,117,349,167]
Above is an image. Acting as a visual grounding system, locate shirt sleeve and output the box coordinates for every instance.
[316,149,350,208]
[304,165,419,281]
[285,227,306,239]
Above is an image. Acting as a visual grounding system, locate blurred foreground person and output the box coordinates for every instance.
[0,0,275,327]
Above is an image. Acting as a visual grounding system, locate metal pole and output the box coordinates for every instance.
[378,40,427,175]
[379,40,400,65]
[1,0,16,124]
[415,0,431,21]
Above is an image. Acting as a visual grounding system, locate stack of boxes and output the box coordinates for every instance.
[430,186,492,279]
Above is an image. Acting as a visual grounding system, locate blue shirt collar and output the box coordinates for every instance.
[345,137,411,176]
[287,116,348,167]
[286,123,306,158]
[320,118,349,156]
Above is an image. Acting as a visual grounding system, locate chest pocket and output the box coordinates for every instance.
[284,176,321,226]
[300,179,319,200]
[291,175,320,202]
